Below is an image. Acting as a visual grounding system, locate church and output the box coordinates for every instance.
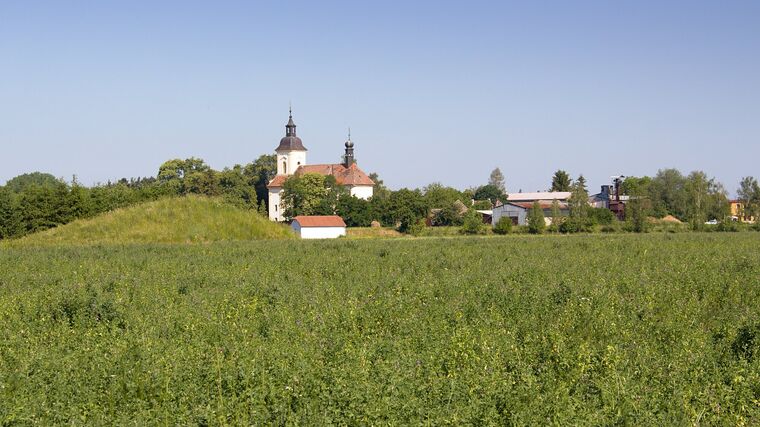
[267,112,375,221]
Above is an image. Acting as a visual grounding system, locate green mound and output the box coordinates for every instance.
[10,196,294,245]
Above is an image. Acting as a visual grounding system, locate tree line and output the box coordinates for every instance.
[0,156,276,240]
[2,160,757,240]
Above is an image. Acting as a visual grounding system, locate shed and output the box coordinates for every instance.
[291,216,347,239]
[492,201,569,226]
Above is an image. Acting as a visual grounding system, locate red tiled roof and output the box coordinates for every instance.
[292,215,346,227]
[267,163,374,188]
[267,175,288,188]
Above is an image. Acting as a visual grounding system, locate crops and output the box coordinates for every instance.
[1,234,759,424]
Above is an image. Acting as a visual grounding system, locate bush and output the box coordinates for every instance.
[588,207,615,225]
[408,219,426,236]
[559,217,592,233]
[461,209,488,235]
[716,220,740,232]
[493,217,512,235]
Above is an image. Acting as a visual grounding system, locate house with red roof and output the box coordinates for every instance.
[291,215,347,239]
[266,111,374,221]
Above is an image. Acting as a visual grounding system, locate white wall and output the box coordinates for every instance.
[276,150,306,176]
[292,224,346,239]
[349,185,373,200]
[268,188,283,221]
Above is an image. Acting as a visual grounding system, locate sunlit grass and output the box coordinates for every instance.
[6,195,294,246]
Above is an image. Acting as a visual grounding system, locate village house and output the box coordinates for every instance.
[267,111,374,221]
[291,215,347,239]
[729,200,756,223]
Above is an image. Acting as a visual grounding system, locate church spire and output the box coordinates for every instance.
[286,105,296,137]
[343,128,355,167]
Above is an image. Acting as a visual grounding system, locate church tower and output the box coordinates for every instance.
[275,108,307,175]
[343,129,355,167]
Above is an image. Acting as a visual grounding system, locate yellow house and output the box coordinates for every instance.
[729,200,755,223]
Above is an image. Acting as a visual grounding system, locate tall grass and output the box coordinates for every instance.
[6,195,294,246]
[1,234,759,424]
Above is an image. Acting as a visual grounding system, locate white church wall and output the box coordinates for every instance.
[349,185,373,200]
[276,150,306,176]
[268,188,283,221]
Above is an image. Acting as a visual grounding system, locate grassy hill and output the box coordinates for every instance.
[8,196,294,245]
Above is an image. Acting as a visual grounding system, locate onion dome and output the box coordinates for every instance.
[276,109,307,151]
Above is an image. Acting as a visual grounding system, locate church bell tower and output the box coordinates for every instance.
[275,108,307,175]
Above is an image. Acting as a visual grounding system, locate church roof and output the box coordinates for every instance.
[267,163,374,189]
[276,112,307,151]
[276,136,306,151]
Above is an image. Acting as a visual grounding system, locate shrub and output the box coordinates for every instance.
[461,209,488,235]
[588,207,615,225]
[493,217,512,235]
[716,220,740,232]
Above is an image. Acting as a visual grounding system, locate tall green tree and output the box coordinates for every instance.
[527,201,546,234]
[576,174,588,193]
[548,199,562,232]
[368,172,391,200]
[218,165,257,208]
[423,183,465,209]
[564,180,590,232]
[649,168,687,219]
[683,171,728,226]
[244,154,276,208]
[737,176,760,220]
[4,172,59,193]
[281,173,330,219]
[550,170,572,192]
[474,184,506,206]
[488,168,506,194]
[0,187,21,238]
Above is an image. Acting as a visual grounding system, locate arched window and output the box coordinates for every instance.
[282,161,287,174]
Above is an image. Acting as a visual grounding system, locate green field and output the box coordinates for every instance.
[1,234,759,424]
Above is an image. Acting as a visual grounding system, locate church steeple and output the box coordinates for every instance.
[285,106,296,137]
[275,107,306,152]
[343,128,355,167]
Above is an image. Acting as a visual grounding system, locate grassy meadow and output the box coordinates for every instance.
[1,233,759,424]
[6,196,294,246]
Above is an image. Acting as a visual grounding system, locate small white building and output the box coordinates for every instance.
[291,216,347,239]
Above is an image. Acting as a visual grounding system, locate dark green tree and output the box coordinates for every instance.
[527,201,546,234]
[281,173,329,219]
[548,199,563,232]
[550,170,572,192]
[244,154,277,208]
[474,184,506,206]
[4,172,59,193]
[368,172,391,200]
[737,176,760,220]
[336,195,371,227]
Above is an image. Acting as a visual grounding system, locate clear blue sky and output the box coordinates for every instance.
[1,1,758,195]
